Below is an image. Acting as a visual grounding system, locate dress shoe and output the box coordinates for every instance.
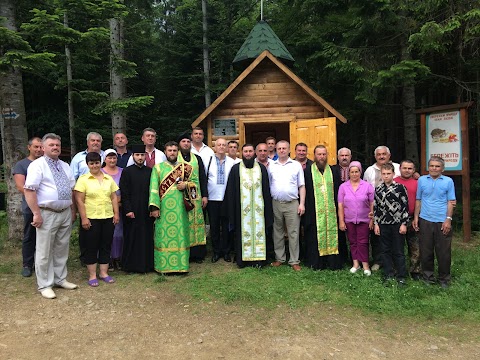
[271,261,282,267]
[223,254,232,262]
[57,281,78,290]
[291,264,301,271]
[211,254,221,263]
[40,288,56,299]
[21,267,33,277]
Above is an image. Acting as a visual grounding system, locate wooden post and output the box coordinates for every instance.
[460,108,471,242]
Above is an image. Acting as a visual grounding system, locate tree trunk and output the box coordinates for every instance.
[110,16,126,137]
[0,0,29,241]
[64,12,76,157]
[400,37,419,165]
[202,0,211,108]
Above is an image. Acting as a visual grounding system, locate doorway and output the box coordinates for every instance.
[243,121,290,146]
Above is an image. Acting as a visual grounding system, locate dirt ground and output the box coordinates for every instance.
[1,259,479,360]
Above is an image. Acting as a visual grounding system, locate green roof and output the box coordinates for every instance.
[233,20,295,65]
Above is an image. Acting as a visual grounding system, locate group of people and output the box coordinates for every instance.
[13,128,456,299]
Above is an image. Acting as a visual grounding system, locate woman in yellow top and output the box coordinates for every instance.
[74,152,120,287]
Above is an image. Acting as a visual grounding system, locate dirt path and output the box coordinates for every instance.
[1,271,479,360]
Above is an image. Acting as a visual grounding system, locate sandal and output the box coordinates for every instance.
[88,278,99,287]
[98,275,115,284]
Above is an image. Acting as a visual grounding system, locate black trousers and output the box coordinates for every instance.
[80,218,114,265]
[207,201,231,255]
[369,230,382,265]
[418,218,452,283]
[379,224,407,280]
[22,213,36,268]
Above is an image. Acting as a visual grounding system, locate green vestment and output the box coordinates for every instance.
[311,164,339,256]
[149,162,190,273]
[177,153,206,248]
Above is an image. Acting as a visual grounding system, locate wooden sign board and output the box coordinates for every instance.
[417,102,472,242]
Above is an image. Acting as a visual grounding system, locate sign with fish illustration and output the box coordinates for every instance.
[426,110,462,171]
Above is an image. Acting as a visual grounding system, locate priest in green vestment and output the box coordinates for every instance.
[149,141,190,273]
[176,133,208,263]
[304,145,342,270]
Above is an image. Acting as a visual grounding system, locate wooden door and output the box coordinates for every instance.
[289,117,337,165]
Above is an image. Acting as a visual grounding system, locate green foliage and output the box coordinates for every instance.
[375,60,431,86]
[92,96,154,115]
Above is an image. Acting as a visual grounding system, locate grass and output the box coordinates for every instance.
[171,235,480,322]
[1,211,479,323]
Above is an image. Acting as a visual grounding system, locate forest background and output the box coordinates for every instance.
[1,0,479,239]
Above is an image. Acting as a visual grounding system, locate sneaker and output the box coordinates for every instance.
[363,269,372,276]
[371,264,380,271]
[349,266,360,274]
[440,282,449,289]
[397,279,407,287]
[21,267,32,277]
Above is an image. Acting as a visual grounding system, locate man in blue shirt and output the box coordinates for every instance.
[413,156,455,288]
[70,132,105,180]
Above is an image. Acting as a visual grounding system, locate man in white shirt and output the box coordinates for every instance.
[269,140,306,271]
[206,138,235,262]
[227,140,242,164]
[126,128,166,168]
[24,133,78,299]
[363,145,400,188]
[191,127,214,173]
[255,143,273,168]
[70,132,105,180]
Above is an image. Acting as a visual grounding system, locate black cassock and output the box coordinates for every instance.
[120,164,154,273]
[303,163,344,270]
[223,162,273,268]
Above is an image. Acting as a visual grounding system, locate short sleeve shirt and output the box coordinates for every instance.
[416,175,455,223]
[74,172,119,219]
[12,158,32,214]
[268,158,305,201]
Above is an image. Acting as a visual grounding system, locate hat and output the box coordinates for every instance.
[176,132,191,143]
[349,161,363,174]
[131,144,146,154]
[104,148,117,158]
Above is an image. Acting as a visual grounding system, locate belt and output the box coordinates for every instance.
[273,199,296,204]
[39,206,68,213]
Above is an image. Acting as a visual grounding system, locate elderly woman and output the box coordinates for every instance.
[337,161,374,276]
[101,149,123,270]
[74,152,119,286]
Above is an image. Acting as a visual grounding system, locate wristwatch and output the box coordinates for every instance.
[446,216,453,220]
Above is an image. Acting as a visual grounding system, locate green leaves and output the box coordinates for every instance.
[375,60,431,86]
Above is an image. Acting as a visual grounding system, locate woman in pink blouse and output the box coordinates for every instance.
[338,161,374,276]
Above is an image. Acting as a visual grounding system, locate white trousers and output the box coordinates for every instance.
[35,208,72,290]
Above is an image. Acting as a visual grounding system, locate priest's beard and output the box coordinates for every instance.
[242,157,255,168]
[180,148,190,160]
[316,161,326,172]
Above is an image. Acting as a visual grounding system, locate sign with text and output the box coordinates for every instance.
[426,110,462,171]
[213,118,236,136]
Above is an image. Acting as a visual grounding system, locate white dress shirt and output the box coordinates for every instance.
[268,158,305,202]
